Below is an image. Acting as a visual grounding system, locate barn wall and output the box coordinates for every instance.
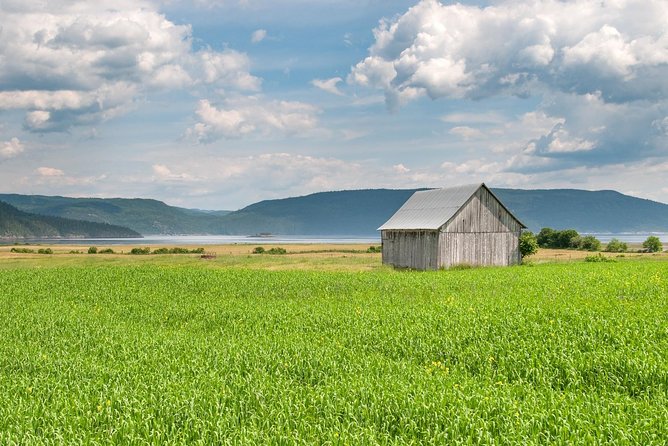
[438,232,521,268]
[381,230,439,270]
[443,186,522,233]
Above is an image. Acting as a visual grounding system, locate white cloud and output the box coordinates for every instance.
[0,137,24,159]
[350,0,668,172]
[0,1,260,132]
[350,0,668,103]
[188,97,319,141]
[35,166,64,177]
[152,164,199,181]
[311,77,344,96]
[449,126,484,141]
[251,29,267,43]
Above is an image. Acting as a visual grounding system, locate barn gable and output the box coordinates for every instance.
[379,183,526,270]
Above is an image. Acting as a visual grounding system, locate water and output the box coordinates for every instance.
[3,235,381,246]
[581,233,668,243]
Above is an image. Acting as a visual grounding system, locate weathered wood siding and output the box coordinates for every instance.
[381,230,439,270]
[443,186,523,233]
[438,232,520,267]
[439,186,521,267]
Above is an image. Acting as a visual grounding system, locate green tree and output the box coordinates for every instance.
[536,227,556,248]
[578,235,601,251]
[605,238,627,253]
[643,236,663,253]
[519,231,538,257]
[558,229,580,249]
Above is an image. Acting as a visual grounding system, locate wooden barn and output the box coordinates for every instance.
[378,183,526,270]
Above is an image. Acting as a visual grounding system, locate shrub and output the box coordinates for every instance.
[37,248,53,254]
[69,250,82,254]
[152,247,170,254]
[643,236,662,253]
[130,247,151,255]
[87,246,98,254]
[252,247,265,254]
[98,248,115,254]
[519,231,538,257]
[584,253,615,263]
[605,238,628,253]
[366,246,382,253]
[10,247,34,253]
[189,248,205,254]
[578,235,602,251]
[266,247,287,255]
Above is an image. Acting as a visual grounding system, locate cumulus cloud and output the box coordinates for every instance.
[251,29,267,43]
[350,0,668,171]
[1,137,24,159]
[350,0,668,103]
[0,1,260,132]
[311,77,344,96]
[188,97,319,141]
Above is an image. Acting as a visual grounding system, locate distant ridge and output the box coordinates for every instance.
[2,188,667,235]
[0,201,141,238]
[0,194,228,235]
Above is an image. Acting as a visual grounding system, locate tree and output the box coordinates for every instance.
[519,231,538,257]
[605,238,627,253]
[643,236,663,253]
[578,235,601,251]
[536,227,556,248]
[558,229,580,249]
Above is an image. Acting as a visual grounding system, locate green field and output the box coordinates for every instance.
[1,259,667,444]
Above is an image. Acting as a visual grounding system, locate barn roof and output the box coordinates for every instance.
[378,183,526,230]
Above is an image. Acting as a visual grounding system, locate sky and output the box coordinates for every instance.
[1,0,667,210]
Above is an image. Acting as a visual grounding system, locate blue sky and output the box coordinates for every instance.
[1,0,667,209]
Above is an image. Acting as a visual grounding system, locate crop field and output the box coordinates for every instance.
[0,255,667,443]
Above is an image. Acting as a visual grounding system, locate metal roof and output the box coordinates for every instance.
[378,183,482,230]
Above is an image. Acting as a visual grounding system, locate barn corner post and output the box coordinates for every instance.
[378,183,526,270]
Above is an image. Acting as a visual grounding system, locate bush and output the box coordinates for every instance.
[252,247,265,254]
[98,248,115,254]
[69,250,82,254]
[152,247,170,254]
[519,231,538,257]
[10,247,34,253]
[535,227,600,251]
[130,247,151,255]
[266,247,287,255]
[37,248,53,254]
[643,236,663,253]
[87,246,98,254]
[366,246,382,253]
[584,253,616,263]
[605,238,628,253]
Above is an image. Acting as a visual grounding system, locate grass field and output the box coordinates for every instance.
[0,248,667,443]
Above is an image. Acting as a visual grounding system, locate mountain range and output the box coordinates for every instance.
[1,188,668,237]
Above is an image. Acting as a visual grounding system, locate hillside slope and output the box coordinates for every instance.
[0,201,141,238]
[0,194,227,235]
[3,188,667,235]
[223,188,668,234]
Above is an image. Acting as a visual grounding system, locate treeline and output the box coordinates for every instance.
[536,228,602,251]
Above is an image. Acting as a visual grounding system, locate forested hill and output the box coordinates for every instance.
[2,188,668,235]
[0,194,229,235]
[0,201,141,238]
[223,188,668,234]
